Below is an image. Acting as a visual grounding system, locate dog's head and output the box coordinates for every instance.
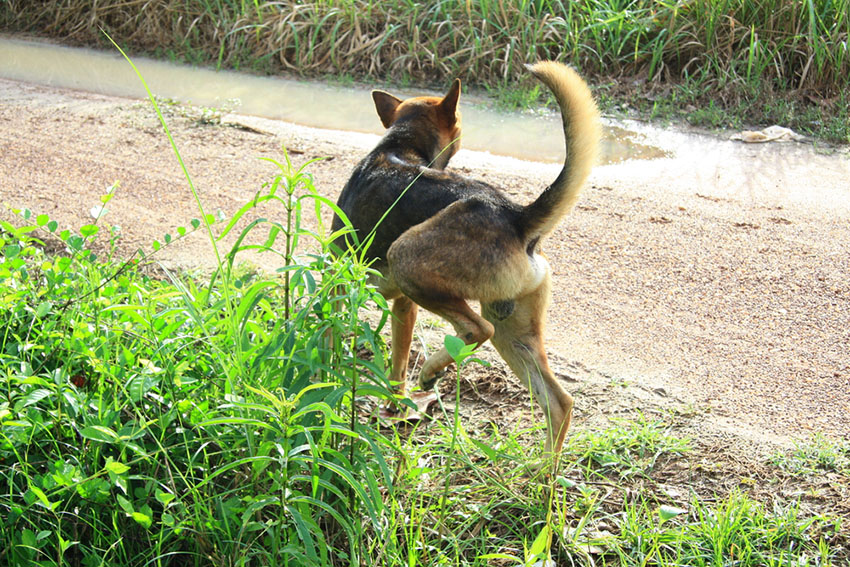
[371,79,462,169]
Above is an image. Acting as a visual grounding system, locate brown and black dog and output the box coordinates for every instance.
[332,62,600,457]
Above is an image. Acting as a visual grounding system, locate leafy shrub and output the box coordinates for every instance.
[0,154,399,566]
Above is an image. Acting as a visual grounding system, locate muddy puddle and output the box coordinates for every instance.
[0,35,667,165]
[2,35,847,211]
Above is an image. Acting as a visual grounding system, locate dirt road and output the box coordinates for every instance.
[1,77,848,445]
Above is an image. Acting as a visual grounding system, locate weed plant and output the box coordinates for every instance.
[566,414,691,479]
[605,492,839,566]
[0,151,405,564]
[770,434,850,478]
[1,0,849,141]
[0,45,400,562]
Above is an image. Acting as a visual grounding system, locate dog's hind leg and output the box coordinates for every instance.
[389,296,418,396]
[386,200,512,390]
[483,278,573,457]
[406,296,495,390]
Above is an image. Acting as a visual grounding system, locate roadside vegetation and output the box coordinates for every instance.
[1,54,848,562]
[1,0,849,142]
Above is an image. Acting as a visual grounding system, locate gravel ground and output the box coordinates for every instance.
[1,77,848,446]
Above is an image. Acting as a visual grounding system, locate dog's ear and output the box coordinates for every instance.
[440,79,461,123]
[372,90,403,129]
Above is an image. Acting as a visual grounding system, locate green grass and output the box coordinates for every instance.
[770,434,850,478]
[0,151,399,564]
[603,491,839,566]
[566,414,691,479]
[1,0,849,141]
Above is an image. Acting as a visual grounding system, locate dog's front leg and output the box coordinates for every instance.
[389,296,418,397]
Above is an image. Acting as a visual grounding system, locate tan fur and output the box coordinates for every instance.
[333,61,600,460]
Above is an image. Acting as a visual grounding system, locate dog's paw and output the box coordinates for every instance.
[418,370,445,391]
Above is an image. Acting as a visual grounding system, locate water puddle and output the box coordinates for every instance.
[0,36,665,165]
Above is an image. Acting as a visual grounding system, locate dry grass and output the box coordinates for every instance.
[2,0,848,96]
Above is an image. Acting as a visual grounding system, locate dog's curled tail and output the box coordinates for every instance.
[520,61,601,239]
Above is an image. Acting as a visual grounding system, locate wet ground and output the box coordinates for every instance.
[0,35,662,165]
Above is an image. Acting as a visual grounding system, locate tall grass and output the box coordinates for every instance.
[0,82,401,562]
[2,0,848,100]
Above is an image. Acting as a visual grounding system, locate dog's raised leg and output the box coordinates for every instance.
[483,278,574,458]
[408,296,495,390]
[389,296,418,397]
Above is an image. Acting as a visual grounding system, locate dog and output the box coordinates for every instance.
[331,61,600,457]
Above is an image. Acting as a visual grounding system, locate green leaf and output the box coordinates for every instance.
[113,474,129,495]
[20,388,52,407]
[104,460,130,475]
[35,301,52,318]
[442,334,485,367]
[444,334,466,362]
[58,535,76,553]
[80,224,99,237]
[21,529,37,547]
[47,220,58,232]
[66,235,84,251]
[127,373,159,402]
[80,425,119,443]
[286,505,318,561]
[116,494,134,514]
[131,511,152,529]
[528,524,551,559]
[196,417,267,427]
[264,225,281,247]
[29,486,56,510]
[36,214,49,226]
[191,218,200,229]
[117,424,148,441]
[155,489,175,506]
[3,244,21,259]
[658,505,688,523]
[470,437,499,461]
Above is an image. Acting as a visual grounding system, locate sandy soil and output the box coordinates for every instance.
[1,77,848,452]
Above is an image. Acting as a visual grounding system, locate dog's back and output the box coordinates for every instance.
[334,152,519,268]
[333,62,600,267]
